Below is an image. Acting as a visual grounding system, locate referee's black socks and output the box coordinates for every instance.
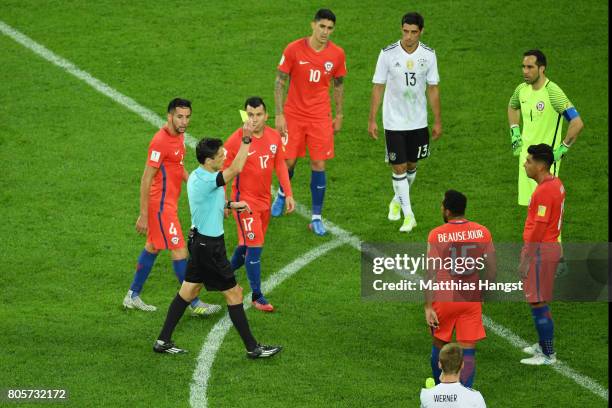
[158,294,190,342]
[227,303,258,351]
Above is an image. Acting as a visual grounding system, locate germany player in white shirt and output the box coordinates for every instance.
[420,343,486,408]
[368,12,442,232]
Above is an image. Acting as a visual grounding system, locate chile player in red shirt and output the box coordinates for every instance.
[425,190,496,387]
[271,8,347,236]
[123,98,220,316]
[224,97,295,312]
[519,144,565,365]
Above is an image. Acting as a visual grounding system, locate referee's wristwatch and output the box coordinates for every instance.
[242,135,252,144]
[226,200,233,209]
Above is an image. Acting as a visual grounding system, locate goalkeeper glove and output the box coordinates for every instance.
[510,125,522,156]
[553,142,570,162]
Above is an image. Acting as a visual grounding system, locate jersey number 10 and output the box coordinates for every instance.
[309,69,321,83]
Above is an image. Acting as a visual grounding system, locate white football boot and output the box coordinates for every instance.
[520,353,557,365]
[189,300,222,316]
[522,343,542,355]
[388,199,401,221]
[399,214,417,232]
[123,290,157,312]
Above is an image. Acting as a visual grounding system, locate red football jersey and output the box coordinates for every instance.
[427,219,494,301]
[224,126,293,212]
[278,38,347,120]
[523,176,565,242]
[146,127,185,209]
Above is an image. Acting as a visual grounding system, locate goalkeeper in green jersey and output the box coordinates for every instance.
[507,49,584,206]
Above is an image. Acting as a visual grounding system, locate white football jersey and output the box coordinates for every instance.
[420,383,486,408]
[372,41,439,131]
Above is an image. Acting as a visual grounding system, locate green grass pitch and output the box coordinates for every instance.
[0,1,608,407]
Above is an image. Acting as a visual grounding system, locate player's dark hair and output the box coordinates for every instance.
[245,96,266,112]
[443,190,467,216]
[314,8,336,23]
[196,137,223,164]
[401,12,424,29]
[439,343,463,375]
[167,98,192,113]
[524,49,547,68]
[527,143,554,168]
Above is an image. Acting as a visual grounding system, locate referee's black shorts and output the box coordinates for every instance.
[185,228,237,292]
[385,127,430,164]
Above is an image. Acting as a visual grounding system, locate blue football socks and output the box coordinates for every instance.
[431,345,442,384]
[245,247,263,298]
[532,305,555,355]
[231,245,247,270]
[130,249,158,297]
[310,170,326,216]
[461,348,476,387]
[171,259,199,307]
[172,259,187,282]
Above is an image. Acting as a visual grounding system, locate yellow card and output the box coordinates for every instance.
[239,110,248,123]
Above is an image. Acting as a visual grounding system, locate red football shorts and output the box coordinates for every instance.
[233,209,270,247]
[284,114,334,161]
[432,302,486,343]
[522,244,561,303]
[147,202,185,250]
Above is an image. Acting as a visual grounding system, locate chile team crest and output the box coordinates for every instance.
[324,61,334,72]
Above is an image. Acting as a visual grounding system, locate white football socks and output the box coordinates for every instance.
[406,168,417,187]
[392,172,413,217]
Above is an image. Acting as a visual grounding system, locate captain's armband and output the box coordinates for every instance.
[562,107,579,121]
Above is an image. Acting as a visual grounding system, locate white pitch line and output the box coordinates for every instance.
[190,238,348,408]
[2,20,606,403]
[483,316,609,401]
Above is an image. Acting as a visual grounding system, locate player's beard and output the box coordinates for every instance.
[525,73,539,85]
[172,118,187,134]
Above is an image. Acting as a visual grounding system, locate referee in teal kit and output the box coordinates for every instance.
[154,120,282,358]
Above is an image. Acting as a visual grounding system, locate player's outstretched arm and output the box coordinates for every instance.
[274,70,290,136]
[136,165,158,234]
[368,84,385,140]
[426,84,442,140]
[222,122,254,184]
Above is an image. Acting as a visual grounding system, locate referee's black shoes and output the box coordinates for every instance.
[246,344,282,359]
[153,340,188,354]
